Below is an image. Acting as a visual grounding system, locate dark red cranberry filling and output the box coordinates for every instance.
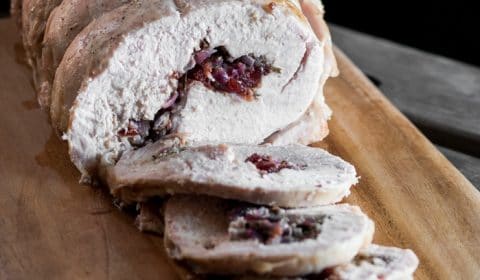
[245,153,294,174]
[118,110,174,147]
[228,206,328,244]
[187,47,273,101]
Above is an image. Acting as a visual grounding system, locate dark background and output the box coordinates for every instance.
[1,0,479,66]
[323,0,480,67]
[0,1,8,16]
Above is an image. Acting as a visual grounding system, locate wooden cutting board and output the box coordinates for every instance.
[0,17,479,279]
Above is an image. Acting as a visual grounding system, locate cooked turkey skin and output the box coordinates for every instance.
[21,0,63,107]
[39,0,130,111]
[10,0,23,28]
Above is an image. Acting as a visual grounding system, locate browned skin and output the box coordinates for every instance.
[10,0,23,28]
[21,0,63,108]
[299,0,338,76]
[39,0,130,112]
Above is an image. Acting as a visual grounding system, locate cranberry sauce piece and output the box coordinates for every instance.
[228,206,327,244]
[245,153,293,174]
[186,47,273,100]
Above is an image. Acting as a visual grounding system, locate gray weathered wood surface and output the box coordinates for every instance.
[437,146,480,189]
[330,25,480,156]
[331,25,480,189]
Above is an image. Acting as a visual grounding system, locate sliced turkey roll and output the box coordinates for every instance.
[39,0,130,109]
[105,139,358,207]
[21,0,62,106]
[173,245,419,279]
[265,96,329,146]
[177,244,419,279]
[322,244,419,280]
[267,0,337,146]
[134,200,165,235]
[50,0,337,181]
[164,195,374,276]
[299,0,338,77]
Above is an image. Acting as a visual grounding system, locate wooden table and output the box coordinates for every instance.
[331,25,480,189]
[1,16,479,279]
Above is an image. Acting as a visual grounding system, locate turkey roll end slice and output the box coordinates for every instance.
[56,0,334,181]
[164,195,374,276]
[327,244,419,280]
[106,140,358,207]
[175,244,419,279]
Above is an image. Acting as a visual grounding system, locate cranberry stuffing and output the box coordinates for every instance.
[228,206,326,245]
[118,120,149,137]
[212,67,229,84]
[240,55,255,67]
[186,47,273,100]
[317,267,336,278]
[118,127,137,137]
[194,49,216,64]
[226,78,243,94]
[246,153,292,174]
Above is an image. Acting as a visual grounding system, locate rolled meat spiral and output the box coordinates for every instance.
[21,0,337,182]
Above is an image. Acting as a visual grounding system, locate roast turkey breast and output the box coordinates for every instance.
[50,0,336,181]
[106,140,358,207]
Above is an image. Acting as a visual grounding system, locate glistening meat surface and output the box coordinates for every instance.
[118,45,275,148]
[55,0,334,181]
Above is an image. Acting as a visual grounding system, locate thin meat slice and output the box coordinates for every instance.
[164,195,374,276]
[324,244,419,280]
[135,201,164,235]
[106,140,358,208]
[175,244,418,279]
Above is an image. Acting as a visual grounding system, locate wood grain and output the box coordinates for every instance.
[319,49,480,279]
[0,17,479,279]
[330,25,480,186]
